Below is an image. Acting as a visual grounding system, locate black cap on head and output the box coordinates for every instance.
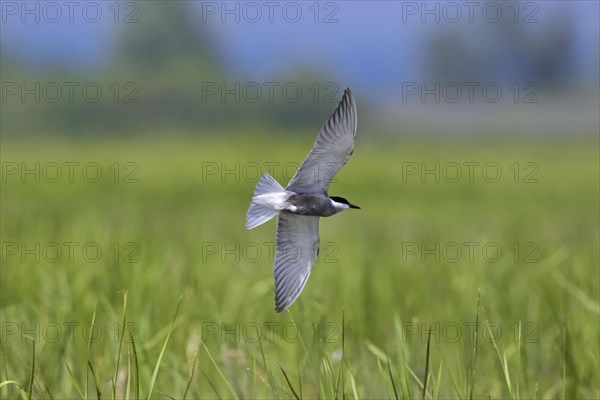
[330,196,361,209]
[330,196,349,204]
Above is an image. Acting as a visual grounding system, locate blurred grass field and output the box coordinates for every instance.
[1,133,598,398]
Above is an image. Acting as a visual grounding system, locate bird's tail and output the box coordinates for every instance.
[246,173,285,229]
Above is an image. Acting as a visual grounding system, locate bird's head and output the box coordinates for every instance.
[330,196,361,211]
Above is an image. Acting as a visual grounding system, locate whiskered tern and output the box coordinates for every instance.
[246,88,360,312]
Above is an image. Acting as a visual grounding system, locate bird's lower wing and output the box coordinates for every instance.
[273,213,320,312]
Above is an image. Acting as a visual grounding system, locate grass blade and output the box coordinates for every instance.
[65,362,85,398]
[347,360,359,400]
[334,310,345,399]
[292,354,303,400]
[386,355,399,400]
[401,349,414,399]
[434,360,443,399]
[445,360,462,399]
[404,363,425,394]
[298,362,303,400]
[26,336,35,399]
[552,271,600,314]
[422,326,432,399]
[38,375,54,400]
[125,341,131,400]
[114,291,128,400]
[146,295,183,400]
[286,310,319,388]
[130,328,140,400]
[516,321,521,400]
[201,367,222,399]
[183,350,198,400]
[486,320,513,397]
[257,335,276,399]
[0,381,29,399]
[365,341,387,363]
[562,326,566,400]
[88,360,102,400]
[200,341,239,399]
[252,354,256,399]
[0,340,9,394]
[86,307,97,400]
[279,365,301,400]
[323,353,335,398]
[469,290,480,400]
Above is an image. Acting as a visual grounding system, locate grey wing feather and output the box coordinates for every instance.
[273,213,320,312]
[286,88,357,194]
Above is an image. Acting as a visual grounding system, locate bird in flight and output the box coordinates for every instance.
[246,88,360,312]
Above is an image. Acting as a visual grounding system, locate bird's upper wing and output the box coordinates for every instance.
[286,88,357,194]
[273,212,320,312]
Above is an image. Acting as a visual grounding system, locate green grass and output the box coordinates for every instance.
[1,133,598,398]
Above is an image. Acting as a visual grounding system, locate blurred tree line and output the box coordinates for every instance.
[1,1,335,136]
[425,1,578,87]
[0,0,585,136]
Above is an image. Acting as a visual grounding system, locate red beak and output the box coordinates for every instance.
[349,204,361,209]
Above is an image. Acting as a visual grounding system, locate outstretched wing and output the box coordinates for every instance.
[273,213,320,312]
[286,88,357,194]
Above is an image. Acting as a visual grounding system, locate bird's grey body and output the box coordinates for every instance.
[284,193,346,217]
[246,88,359,312]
